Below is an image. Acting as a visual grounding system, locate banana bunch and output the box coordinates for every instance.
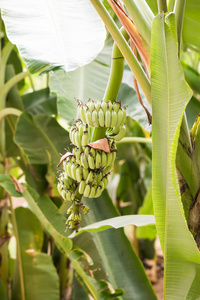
[72,142,116,170]
[69,119,89,148]
[57,172,78,202]
[78,99,126,129]
[57,98,126,231]
[106,124,126,141]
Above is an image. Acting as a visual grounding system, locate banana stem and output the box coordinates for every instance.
[157,0,168,13]
[117,137,152,144]
[90,0,151,106]
[92,28,129,142]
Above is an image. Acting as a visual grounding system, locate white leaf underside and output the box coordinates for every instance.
[0,0,106,72]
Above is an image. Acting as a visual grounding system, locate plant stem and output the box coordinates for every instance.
[157,0,168,13]
[0,107,21,122]
[0,42,14,86]
[122,0,153,46]
[90,0,151,106]
[9,195,26,300]
[167,0,176,12]
[117,137,152,144]
[174,0,186,57]
[92,28,129,142]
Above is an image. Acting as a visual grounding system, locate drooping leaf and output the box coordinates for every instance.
[0,175,72,255]
[13,207,59,300]
[69,214,155,238]
[22,88,57,116]
[151,12,200,298]
[14,112,69,171]
[76,191,157,300]
[0,1,106,73]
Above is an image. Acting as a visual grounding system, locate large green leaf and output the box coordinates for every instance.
[50,61,110,123]
[78,191,157,300]
[69,214,155,238]
[14,112,69,171]
[0,175,72,255]
[13,207,59,300]
[0,1,106,73]
[183,0,200,51]
[22,88,57,116]
[151,13,200,299]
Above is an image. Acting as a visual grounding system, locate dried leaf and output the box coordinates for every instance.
[89,138,116,153]
[9,175,25,194]
[107,0,150,70]
[57,152,73,167]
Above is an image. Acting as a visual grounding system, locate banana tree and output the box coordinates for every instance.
[0,0,200,299]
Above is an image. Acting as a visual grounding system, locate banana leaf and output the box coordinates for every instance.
[151,12,200,299]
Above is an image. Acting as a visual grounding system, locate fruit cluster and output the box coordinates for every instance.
[57,99,126,231]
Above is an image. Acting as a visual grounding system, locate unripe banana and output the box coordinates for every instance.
[79,105,87,124]
[82,167,89,181]
[112,124,126,141]
[81,205,90,214]
[98,108,105,127]
[102,175,109,188]
[107,100,112,112]
[71,163,77,180]
[81,130,89,146]
[122,107,126,124]
[116,108,123,127]
[92,109,99,127]
[74,130,82,148]
[81,152,89,169]
[76,165,83,182]
[101,100,107,114]
[88,153,95,169]
[84,184,91,197]
[89,185,96,198]
[95,185,103,198]
[95,150,102,169]
[113,101,120,113]
[87,99,95,112]
[106,152,113,166]
[79,180,85,194]
[57,182,63,195]
[86,109,93,126]
[86,171,94,184]
[110,109,117,127]
[103,165,113,174]
[105,108,111,127]
[96,99,102,111]
[101,151,107,168]
[96,172,103,185]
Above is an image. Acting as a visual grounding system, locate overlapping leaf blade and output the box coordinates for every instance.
[151,13,200,299]
[0,0,106,73]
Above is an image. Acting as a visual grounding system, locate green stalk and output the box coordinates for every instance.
[0,42,14,86]
[90,0,151,106]
[157,0,168,13]
[117,137,152,144]
[0,107,21,122]
[9,196,26,300]
[167,0,176,12]
[174,0,186,57]
[122,0,153,46]
[92,28,129,142]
